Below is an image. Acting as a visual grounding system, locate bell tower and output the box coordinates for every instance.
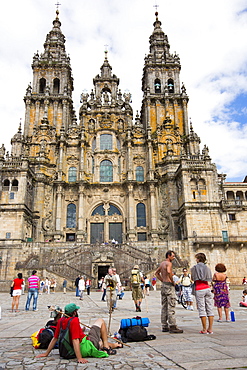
[22,9,74,163]
[141,11,189,163]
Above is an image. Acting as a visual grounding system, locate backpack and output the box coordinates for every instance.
[37,327,55,349]
[131,269,141,286]
[58,318,76,359]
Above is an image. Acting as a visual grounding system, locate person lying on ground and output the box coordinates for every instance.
[36,303,122,364]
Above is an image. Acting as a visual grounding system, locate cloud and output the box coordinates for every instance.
[1,0,247,181]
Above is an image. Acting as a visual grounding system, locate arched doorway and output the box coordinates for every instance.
[90,203,123,244]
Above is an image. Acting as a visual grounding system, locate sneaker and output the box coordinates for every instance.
[187,306,191,310]
[169,325,183,334]
[190,306,194,311]
[33,309,39,311]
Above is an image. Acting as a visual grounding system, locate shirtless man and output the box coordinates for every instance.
[155,250,183,333]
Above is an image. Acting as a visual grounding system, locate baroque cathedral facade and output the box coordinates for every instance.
[0,10,247,287]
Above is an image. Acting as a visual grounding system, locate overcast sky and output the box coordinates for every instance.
[1,0,247,181]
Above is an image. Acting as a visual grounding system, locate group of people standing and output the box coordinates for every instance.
[155,251,231,334]
[75,275,92,299]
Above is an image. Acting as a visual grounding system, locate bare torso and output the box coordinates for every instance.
[155,260,173,284]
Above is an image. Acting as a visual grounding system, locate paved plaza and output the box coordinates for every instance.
[0,288,247,369]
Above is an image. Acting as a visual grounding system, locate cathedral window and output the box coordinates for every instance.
[12,179,18,191]
[136,166,144,182]
[108,205,121,216]
[137,232,147,241]
[92,205,105,216]
[137,203,146,227]
[66,203,76,228]
[222,230,229,242]
[118,157,121,174]
[100,160,113,182]
[39,78,46,93]
[167,79,174,93]
[154,79,161,93]
[3,179,10,191]
[68,167,77,182]
[9,192,14,200]
[53,78,60,94]
[100,134,112,150]
[6,232,11,239]
[92,157,95,174]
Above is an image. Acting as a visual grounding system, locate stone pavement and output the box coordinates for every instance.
[0,288,247,370]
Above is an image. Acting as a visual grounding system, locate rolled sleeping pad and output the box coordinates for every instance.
[120,317,150,328]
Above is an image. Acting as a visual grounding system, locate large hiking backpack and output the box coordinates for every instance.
[131,269,141,286]
[58,318,76,359]
[37,327,55,349]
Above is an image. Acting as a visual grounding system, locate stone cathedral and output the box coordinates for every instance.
[1,10,247,288]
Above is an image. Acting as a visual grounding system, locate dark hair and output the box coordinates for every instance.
[17,273,23,279]
[195,253,207,263]
[166,250,175,258]
[243,289,247,295]
[32,270,37,275]
[215,263,226,273]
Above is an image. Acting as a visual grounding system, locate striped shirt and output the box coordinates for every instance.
[28,275,40,289]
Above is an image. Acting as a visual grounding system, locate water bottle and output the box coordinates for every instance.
[230,310,235,322]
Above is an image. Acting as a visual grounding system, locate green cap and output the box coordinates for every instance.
[64,303,80,314]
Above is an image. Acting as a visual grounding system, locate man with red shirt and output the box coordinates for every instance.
[36,303,121,363]
[155,250,183,333]
[25,270,40,311]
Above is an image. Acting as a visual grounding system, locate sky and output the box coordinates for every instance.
[1,0,247,181]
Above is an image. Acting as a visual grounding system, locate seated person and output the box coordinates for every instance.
[239,289,247,307]
[32,305,62,349]
[36,303,122,364]
[117,286,125,300]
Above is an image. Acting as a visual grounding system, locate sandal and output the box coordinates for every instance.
[207,330,213,334]
[102,347,117,355]
[200,330,208,334]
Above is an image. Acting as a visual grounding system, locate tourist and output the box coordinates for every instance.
[242,277,247,285]
[25,270,40,311]
[75,275,80,297]
[39,279,45,294]
[11,272,24,312]
[101,279,106,301]
[44,277,50,294]
[179,268,194,310]
[130,265,144,312]
[151,275,157,291]
[112,268,121,309]
[144,276,150,296]
[191,253,214,334]
[212,263,230,322]
[79,276,85,300]
[62,279,67,294]
[155,251,183,333]
[239,289,247,307]
[104,268,118,312]
[86,278,91,295]
[36,303,122,363]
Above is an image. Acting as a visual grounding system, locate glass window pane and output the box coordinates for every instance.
[92,205,105,216]
[67,203,76,228]
[108,205,121,215]
[137,203,146,227]
[68,167,77,182]
[100,160,113,182]
[100,134,112,150]
[136,166,144,182]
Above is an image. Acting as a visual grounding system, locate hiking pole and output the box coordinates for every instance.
[108,289,113,335]
[48,306,130,348]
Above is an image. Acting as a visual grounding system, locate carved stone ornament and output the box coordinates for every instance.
[99,113,112,129]
[67,155,79,164]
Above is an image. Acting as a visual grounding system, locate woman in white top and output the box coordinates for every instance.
[79,276,85,300]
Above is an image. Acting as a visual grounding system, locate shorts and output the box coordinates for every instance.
[87,325,101,350]
[132,285,143,301]
[13,289,22,296]
[195,288,214,317]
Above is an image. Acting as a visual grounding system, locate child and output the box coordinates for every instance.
[239,289,247,307]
